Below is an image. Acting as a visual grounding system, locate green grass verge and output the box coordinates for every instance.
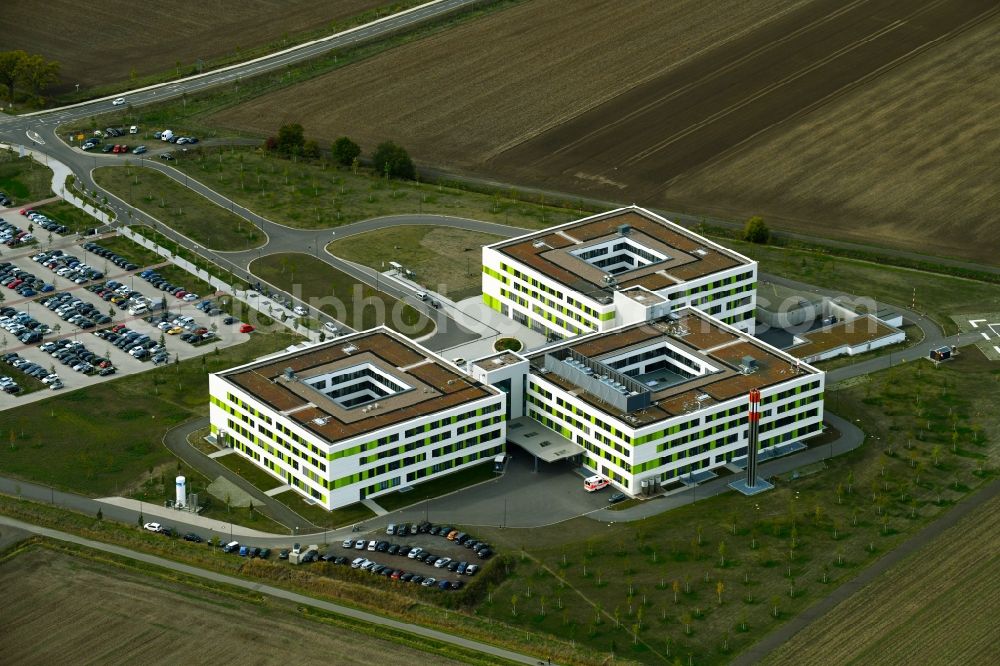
[213,450,283,492]
[91,234,164,268]
[92,166,264,251]
[0,331,300,497]
[0,362,47,396]
[0,150,53,203]
[172,146,591,231]
[374,462,496,513]
[472,354,999,665]
[129,225,251,290]
[250,252,434,337]
[329,225,501,300]
[282,494,377,531]
[31,200,99,234]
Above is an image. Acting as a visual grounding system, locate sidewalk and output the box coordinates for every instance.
[95,496,281,539]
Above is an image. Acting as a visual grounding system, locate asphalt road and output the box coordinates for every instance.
[163,418,319,531]
[0,0,483,132]
[0,513,545,666]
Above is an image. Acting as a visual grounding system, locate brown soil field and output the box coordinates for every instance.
[664,2,1000,266]
[209,0,800,166]
[764,491,1000,666]
[4,0,384,93]
[211,0,1000,266]
[0,547,468,665]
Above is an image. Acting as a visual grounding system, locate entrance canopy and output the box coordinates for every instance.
[507,417,585,463]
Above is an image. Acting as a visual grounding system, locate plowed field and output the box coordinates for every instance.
[0,547,467,665]
[764,491,1000,666]
[212,0,1000,265]
[5,0,385,93]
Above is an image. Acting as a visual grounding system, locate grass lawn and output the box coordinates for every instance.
[214,450,283,492]
[0,150,52,203]
[130,226,251,290]
[92,166,264,251]
[280,494,376,532]
[151,263,217,301]
[250,252,434,338]
[173,147,590,231]
[471,353,999,665]
[93,234,165,269]
[374,462,496,513]
[0,363,48,396]
[329,225,502,300]
[31,200,99,234]
[728,238,1000,335]
[0,331,300,498]
[187,426,218,456]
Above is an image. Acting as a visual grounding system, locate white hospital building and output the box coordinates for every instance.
[482,206,758,340]
[209,328,505,509]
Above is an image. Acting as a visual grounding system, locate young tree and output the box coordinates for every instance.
[372,141,415,180]
[302,139,321,160]
[716,580,725,605]
[718,541,727,567]
[331,136,361,166]
[276,123,305,155]
[743,215,770,243]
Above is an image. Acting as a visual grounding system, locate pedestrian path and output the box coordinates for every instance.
[362,498,389,517]
[95,496,281,538]
[265,484,292,497]
[208,449,234,459]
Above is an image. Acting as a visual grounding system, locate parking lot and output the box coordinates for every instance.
[152,520,495,592]
[0,233,256,409]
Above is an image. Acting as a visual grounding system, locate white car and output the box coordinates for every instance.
[342,538,354,548]
[434,557,452,568]
[112,97,126,106]
[323,321,339,334]
[293,305,308,316]
[143,522,162,532]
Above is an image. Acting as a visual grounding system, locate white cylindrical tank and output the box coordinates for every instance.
[175,475,186,508]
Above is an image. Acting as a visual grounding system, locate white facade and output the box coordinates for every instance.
[516,310,824,495]
[209,334,507,510]
[482,206,757,341]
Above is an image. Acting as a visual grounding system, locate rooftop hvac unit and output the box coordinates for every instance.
[283,367,296,381]
[342,344,358,354]
[617,224,631,236]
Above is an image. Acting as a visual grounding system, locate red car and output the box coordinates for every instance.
[19,208,33,216]
[239,324,254,334]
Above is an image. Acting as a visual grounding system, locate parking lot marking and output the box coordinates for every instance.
[981,332,991,341]
[994,346,1000,355]
[968,319,987,328]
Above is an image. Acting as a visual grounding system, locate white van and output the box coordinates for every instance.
[415,291,428,301]
[493,453,509,472]
[161,129,174,141]
[128,304,148,316]
[129,125,138,134]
